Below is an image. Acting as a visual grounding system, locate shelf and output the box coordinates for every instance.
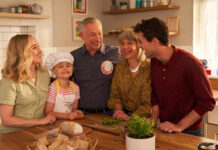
[104,31,179,37]
[0,12,50,19]
[169,31,179,36]
[103,5,180,15]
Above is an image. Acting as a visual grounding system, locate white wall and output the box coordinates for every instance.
[0,0,53,48]
[52,0,104,48]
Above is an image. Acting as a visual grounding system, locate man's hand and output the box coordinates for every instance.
[113,110,130,121]
[159,121,183,133]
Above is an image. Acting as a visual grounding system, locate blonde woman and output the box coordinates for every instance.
[0,34,56,134]
[108,30,151,120]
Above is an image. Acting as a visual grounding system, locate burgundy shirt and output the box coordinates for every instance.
[151,46,215,130]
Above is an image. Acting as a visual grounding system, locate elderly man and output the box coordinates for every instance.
[134,17,215,136]
[71,17,120,115]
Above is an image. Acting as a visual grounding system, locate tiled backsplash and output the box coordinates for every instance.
[0,24,78,79]
[0,25,36,78]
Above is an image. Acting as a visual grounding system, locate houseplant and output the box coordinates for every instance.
[125,114,155,150]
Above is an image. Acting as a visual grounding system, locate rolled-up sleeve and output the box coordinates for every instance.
[187,62,215,116]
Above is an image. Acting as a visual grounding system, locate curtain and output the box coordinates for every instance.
[193,0,217,73]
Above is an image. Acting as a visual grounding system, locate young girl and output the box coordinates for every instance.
[45,52,84,120]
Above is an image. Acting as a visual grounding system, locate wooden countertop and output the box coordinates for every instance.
[0,114,216,150]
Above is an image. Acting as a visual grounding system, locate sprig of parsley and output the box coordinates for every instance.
[102,118,123,125]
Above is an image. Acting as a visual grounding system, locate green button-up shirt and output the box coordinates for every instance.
[0,70,50,134]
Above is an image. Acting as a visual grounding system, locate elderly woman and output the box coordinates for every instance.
[0,34,56,134]
[108,30,151,120]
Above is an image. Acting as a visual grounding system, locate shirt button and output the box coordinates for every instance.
[163,68,166,71]
[163,77,166,80]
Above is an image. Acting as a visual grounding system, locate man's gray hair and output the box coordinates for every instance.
[80,17,102,32]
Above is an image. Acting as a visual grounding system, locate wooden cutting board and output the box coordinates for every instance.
[80,120,121,136]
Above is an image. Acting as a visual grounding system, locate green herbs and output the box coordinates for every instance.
[126,114,155,139]
[102,118,123,125]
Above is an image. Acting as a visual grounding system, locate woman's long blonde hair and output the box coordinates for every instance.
[118,30,145,62]
[1,34,45,83]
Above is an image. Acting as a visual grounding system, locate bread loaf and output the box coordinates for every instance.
[60,122,83,136]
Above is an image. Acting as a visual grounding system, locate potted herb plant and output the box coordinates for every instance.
[125,114,155,150]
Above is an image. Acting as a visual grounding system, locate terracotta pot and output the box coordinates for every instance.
[126,134,155,150]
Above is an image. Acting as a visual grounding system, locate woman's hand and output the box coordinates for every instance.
[113,110,130,121]
[41,112,56,125]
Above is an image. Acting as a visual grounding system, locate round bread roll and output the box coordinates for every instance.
[60,122,83,136]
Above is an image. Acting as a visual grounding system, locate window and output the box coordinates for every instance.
[193,0,217,75]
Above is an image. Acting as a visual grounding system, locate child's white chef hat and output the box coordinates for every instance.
[45,52,74,71]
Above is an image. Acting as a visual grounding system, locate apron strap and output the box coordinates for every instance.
[56,80,76,95]
[55,80,61,94]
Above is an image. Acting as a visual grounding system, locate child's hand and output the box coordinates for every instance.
[73,110,84,119]
[67,112,77,120]
[67,110,84,120]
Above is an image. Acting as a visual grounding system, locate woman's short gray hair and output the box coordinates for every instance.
[118,30,137,43]
[119,30,145,62]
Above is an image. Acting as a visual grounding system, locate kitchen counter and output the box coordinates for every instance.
[213,90,218,101]
[0,113,216,150]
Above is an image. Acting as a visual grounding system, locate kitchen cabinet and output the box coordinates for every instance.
[103,4,180,37]
[0,12,50,19]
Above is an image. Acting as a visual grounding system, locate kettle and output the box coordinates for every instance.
[30,3,42,14]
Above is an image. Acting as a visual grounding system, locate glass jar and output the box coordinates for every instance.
[120,2,128,10]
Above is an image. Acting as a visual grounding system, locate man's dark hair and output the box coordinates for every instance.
[134,17,169,46]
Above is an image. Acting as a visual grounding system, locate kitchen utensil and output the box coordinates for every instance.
[30,3,42,14]
[19,5,29,13]
[0,7,10,13]
[198,142,218,150]
[129,0,136,9]
[198,134,218,150]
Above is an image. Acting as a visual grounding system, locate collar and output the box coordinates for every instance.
[81,43,106,55]
[164,45,177,67]
[156,45,177,67]
[27,70,40,88]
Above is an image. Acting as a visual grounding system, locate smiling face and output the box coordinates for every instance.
[80,22,103,52]
[29,36,42,65]
[120,39,139,61]
[52,62,73,80]
[137,32,156,58]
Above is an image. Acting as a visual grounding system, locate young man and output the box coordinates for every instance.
[71,17,120,115]
[134,17,215,136]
